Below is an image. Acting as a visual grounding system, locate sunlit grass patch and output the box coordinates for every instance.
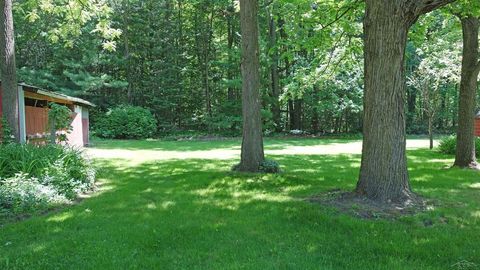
[0,138,479,269]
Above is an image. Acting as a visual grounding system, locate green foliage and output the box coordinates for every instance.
[232,159,281,174]
[11,0,468,137]
[0,144,95,217]
[259,159,281,174]
[94,105,158,139]
[48,103,73,143]
[0,117,14,145]
[0,173,68,215]
[438,136,480,157]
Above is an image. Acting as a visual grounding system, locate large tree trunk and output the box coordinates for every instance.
[0,0,18,142]
[356,0,453,204]
[454,16,480,169]
[237,0,264,172]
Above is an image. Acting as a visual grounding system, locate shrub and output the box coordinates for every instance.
[259,159,281,174]
[0,117,14,145]
[438,136,480,157]
[0,144,95,218]
[232,159,281,174]
[94,105,157,139]
[48,103,73,144]
[0,174,68,214]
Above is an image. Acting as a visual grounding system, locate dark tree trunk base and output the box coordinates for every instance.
[355,184,418,206]
[309,189,427,220]
[453,161,480,170]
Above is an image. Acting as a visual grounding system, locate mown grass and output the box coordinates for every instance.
[0,138,479,269]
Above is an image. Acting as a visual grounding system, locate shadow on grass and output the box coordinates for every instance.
[90,137,362,152]
[0,150,479,269]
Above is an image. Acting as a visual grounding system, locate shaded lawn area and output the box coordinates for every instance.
[0,139,479,269]
[89,136,363,151]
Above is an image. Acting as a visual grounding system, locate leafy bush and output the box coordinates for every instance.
[232,159,281,174]
[1,117,14,145]
[0,174,68,214]
[0,144,95,219]
[48,103,73,143]
[438,136,480,157]
[94,105,157,139]
[259,159,281,174]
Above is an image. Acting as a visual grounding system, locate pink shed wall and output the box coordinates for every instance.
[66,105,84,147]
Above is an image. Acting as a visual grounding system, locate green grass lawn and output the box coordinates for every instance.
[0,138,479,269]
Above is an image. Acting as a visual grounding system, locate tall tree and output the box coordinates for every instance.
[267,5,281,132]
[356,0,454,204]
[0,0,18,142]
[237,0,265,172]
[454,15,480,168]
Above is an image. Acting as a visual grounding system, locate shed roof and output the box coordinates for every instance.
[19,82,95,107]
[477,112,480,118]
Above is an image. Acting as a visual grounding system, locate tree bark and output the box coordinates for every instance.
[227,2,236,101]
[454,16,479,169]
[0,0,18,142]
[268,7,281,132]
[356,0,453,204]
[237,0,265,172]
[428,116,434,150]
[293,99,303,130]
[121,1,133,104]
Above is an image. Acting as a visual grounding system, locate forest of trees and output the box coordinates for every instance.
[6,0,474,137]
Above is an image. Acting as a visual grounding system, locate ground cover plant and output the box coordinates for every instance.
[0,144,95,221]
[0,138,478,269]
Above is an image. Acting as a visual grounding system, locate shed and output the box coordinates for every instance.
[476,112,480,137]
[0,82,94,147]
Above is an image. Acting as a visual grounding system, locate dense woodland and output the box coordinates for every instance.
[9,0,474,136]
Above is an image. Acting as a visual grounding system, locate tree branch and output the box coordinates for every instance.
[319,0,361,31]
[415,0,457,16]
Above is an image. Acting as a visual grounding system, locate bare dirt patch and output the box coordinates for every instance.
[308,189,431,220]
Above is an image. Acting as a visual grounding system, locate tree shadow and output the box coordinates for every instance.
[0,150,479,269]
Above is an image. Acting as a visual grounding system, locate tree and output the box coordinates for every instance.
[236,0,265,172]
[454,16,480,168]
[356,0,455,204]
[0,0,18,142]
[408,36,460,149]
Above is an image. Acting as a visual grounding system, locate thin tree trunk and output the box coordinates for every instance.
[293,99,303,130]
[268,7,281,132]
[356,0,453,204]
[0,0,18,142]
[429,115,434,150]
[312,85,320,134]
[288,99,295,130]
[122,2,133,104]
[227,2,236,101]
[454,16,480,168]
[237,0,264,172]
